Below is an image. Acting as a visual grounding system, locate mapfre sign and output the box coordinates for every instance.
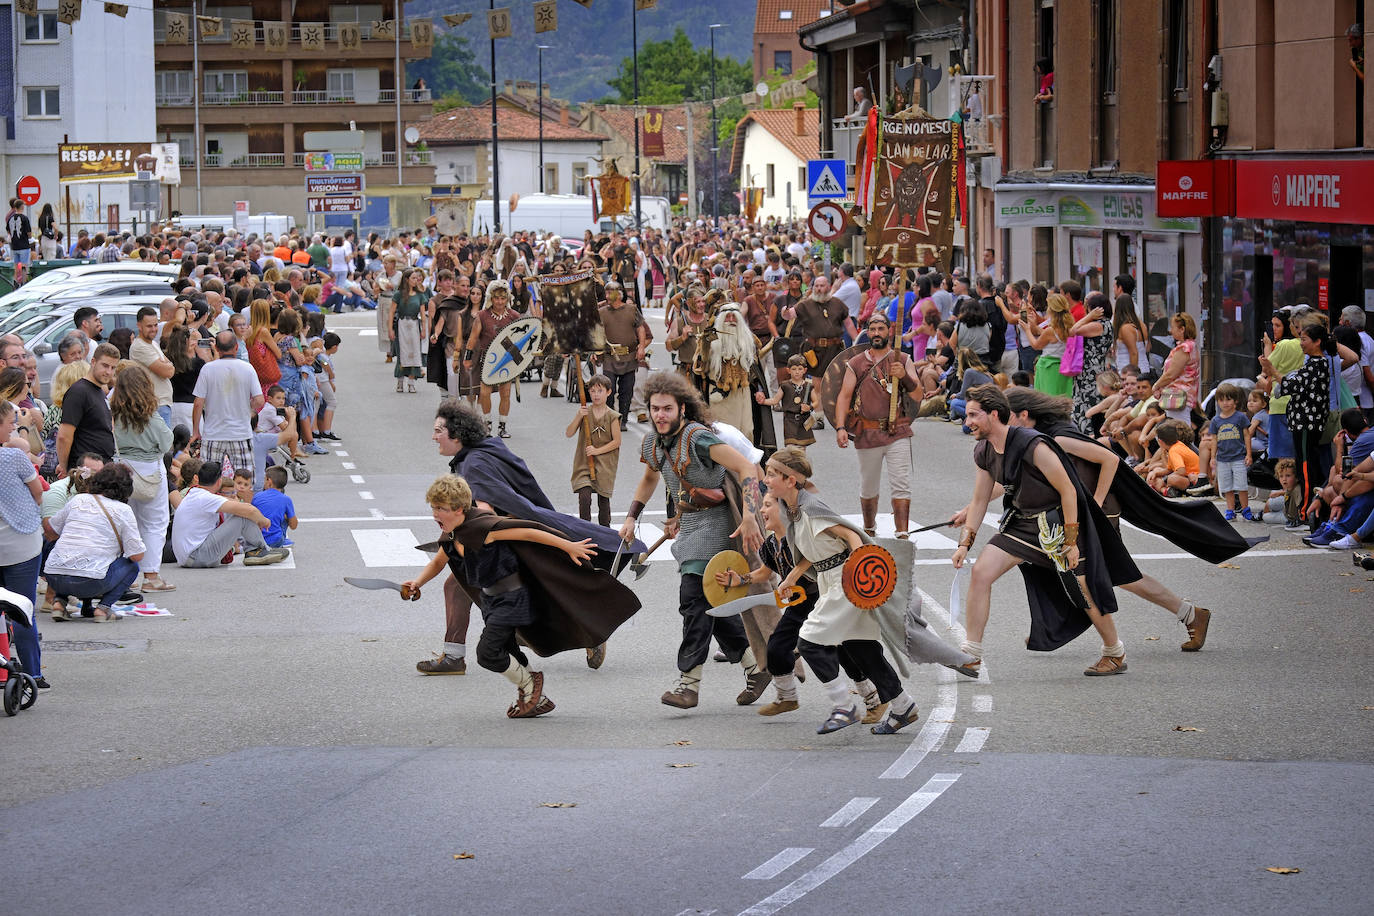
[1155,160,1234,217]
[1158,158,1374,226]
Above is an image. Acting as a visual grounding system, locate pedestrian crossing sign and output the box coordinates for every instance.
[807,158,847,203]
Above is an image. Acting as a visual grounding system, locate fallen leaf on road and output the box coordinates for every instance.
[1173,726,1202,732]
[1218,563,1240,569]
[1360,706,1374,710]
[1352,588,1366,594]
[360,637,380,642]
[1264,866,1300,874]
[666,763,696,768]
[453,853,474,860]
[1144,636,1160,641]
[1339,572,1354,577]
[539,802,577,808]
[670,740,692,746]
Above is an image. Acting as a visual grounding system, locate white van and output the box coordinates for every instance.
[470,194,670,237]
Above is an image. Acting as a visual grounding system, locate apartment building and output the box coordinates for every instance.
[153,0,435,225]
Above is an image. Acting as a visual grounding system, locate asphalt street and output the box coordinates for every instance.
[5,309,1372,915]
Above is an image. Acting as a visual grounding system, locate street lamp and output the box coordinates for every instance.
[537,45,550,194]
[631,2,647,230]
[489,0,501,232]
[708,23,722,226]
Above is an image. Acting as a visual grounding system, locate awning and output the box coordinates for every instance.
[994,182,1200,233]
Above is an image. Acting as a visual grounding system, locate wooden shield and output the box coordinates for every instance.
[480,317,545,386]
[703,550,750,607]
[842,544,897,610]
[819,344,922,429]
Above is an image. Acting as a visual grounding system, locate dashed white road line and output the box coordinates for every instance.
[878,683,955,780]
[334,450,349,457]
[737,774,960,916]
[350,475,365,484]
[742,848,813,881]
[819,797,879,828]
[953,727,990,753]
[341,462,356,470]
[358,491,374,500]
[973,694,993,713]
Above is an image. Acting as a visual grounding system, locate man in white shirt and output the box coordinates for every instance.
[832,263,863,340]
[171,461,287,567]
[129,307,175,425]
[1340,306,1374,420]
[192,330,265,479]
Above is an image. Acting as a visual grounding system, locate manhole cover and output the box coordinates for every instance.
[42,639,147,653]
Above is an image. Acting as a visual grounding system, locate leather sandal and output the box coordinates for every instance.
[945,659,981,679]
[871,702,920,735]
[817,704,861,734]
[1083,655,1127,676]
[861,701,889,725]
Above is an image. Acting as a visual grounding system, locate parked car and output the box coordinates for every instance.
[0,276,175,336]
[16,296,169,395]
[0,262,178,310]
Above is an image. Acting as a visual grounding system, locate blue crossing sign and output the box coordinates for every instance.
[806,158,847,203]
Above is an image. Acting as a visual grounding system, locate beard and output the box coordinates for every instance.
[868,334,889,349]
[812,289,832,303]
[707,314,757,379]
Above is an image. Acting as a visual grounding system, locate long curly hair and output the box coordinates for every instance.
[642,370,711,426]
[435,399,490,446]
[110,364,158,433]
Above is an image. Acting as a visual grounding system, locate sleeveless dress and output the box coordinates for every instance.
[570,407,619,498]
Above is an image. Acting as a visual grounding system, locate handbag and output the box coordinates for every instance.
[92,496,125,556]
[119,457,162,502]
[1158,387,1188,411]
[1059,334,1084,376]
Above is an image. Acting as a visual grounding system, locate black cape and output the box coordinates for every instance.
[1000,426,1142,651]
[1043,421,1266,564]
[444,510,641,656]
[449,437,645,567]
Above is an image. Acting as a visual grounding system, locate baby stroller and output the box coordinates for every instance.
[0,588,39,716]
[268,445,311,484]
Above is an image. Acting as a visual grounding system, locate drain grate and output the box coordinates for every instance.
[43,639,142,653]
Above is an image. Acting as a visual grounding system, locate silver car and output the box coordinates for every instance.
[18,296,171,394]
[0,276,175,336]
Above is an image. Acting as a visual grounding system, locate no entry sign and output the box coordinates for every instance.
[15,176,41,206]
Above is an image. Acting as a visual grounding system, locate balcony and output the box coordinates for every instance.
[157,88,429,107]
[179,150,431,169]
[154,21,431,62]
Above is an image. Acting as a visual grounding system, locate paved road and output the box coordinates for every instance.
[6,310,1372,914]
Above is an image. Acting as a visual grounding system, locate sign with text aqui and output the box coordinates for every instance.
[806,158,847,204]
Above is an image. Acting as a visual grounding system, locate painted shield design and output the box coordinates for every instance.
[480,317,546,386]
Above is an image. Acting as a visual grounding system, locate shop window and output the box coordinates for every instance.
[1033,227,1055,286]
[1071,233,1103,292]
[1144,238,1182,359]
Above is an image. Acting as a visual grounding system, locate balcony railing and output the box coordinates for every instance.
[175,151,433,169]
[829,118,860,190]
[156,21,414,44]
[156,89,431,107]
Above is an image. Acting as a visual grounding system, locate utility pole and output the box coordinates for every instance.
[538,45,549,193]
[683,105,696,219]
[192,0,202,213]
[631,2,642,230]
[490,0,501,232]
[708,23,722,226]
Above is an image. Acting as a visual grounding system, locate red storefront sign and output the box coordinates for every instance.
[1233,159,1374,225]
[1156,160,1234,217]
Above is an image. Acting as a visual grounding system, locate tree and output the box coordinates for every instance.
[604,27,751,106]
[407,32,489,104]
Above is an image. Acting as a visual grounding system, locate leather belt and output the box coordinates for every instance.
[811,548,851,573]
[482,572,525,596]
[810,337,842,347]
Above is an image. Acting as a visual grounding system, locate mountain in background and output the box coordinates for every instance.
[404,0,757,103]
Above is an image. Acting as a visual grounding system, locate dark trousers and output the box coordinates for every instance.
[0,554,42,678]
[798,638,902,703]
[1295,428,1330,521]
[611,369,636,420]
[443,574,471,646]
[678,573,749,672]
[476,621,529,674]
[765,590,867,683]
[577,487,612,527]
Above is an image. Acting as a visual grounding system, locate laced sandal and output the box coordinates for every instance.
[817,704,861,734]
[871,703,920,735]
[141,578,176,592]
[1083,655,1128,676]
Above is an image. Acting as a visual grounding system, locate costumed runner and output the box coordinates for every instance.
[834,314,923,537]
[706,301,777,461]
[425,270,463,398]
[1002,387,1265,649]
[954,384,1142,677]
[463,279,519,438]
[619,372,774,709]
[665,284,714,396]
[417,400,643,676]
[403,475,640,718]
[780,274,855,376]
[761,448,977,735]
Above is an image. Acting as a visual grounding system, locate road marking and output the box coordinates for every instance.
[742,848,812,881]
[221,552,296,571]
[350,528,422,567]
[841,513,958,549]
[341,462,356,470]
[335,450,349,457]
[673,910,717,916]
[358,329,377,336]
[973,694,993,713]
[368,508,384,519]
[738,774,960,916]
[819,797,879,828]
[915,585,990,684]
[878,685,955,780]
[350,475,365,484]
[358,491,374,500]
[953,726,990,753]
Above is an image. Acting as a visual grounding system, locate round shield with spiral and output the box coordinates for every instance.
[841,543,897,610]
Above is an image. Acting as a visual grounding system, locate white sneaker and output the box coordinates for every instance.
[1330,534,1363,550]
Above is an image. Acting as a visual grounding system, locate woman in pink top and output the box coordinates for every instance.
[1152,312,1201,422]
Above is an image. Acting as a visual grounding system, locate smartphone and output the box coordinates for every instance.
[1343,454,1355,477]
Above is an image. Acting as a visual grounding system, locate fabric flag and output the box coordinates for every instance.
[442,12,473,27]
[299,22,324,50]
[855,106,880,218]
[103,3,129,18]
[370,19,395,39]
[338,21,361,52]
[635,0,657,9]
[57,0,81,24]
[411,17,433,49]
[642,109,665,157]
[598,172,630,218]
[571,0,593,7]
[533,0,557,33]
[263,21,289,50]
[197,16,223,39]
[16,0,37,16]
[164,12,190,44]
[488,8,513,39]
[229,19,255,49]
[588,178,601,221]
[952,118,967,226]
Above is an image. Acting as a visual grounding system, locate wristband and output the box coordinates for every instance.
[1063,522,1080,544]
[627,499,646,521]
[958,527,976,549]
[463,349,474,362]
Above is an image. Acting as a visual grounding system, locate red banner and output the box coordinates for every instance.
[1233,159,1374,225]
[642,109,665,158]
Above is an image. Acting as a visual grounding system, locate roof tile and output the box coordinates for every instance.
[414,107,607,144]
[753,0,834,35]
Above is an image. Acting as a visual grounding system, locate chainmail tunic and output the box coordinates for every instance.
[641,422,732,572]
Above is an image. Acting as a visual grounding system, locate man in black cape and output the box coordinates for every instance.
[415,400,644,676]
[954,385,1140,676]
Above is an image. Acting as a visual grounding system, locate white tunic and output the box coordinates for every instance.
[795,511,877,645]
